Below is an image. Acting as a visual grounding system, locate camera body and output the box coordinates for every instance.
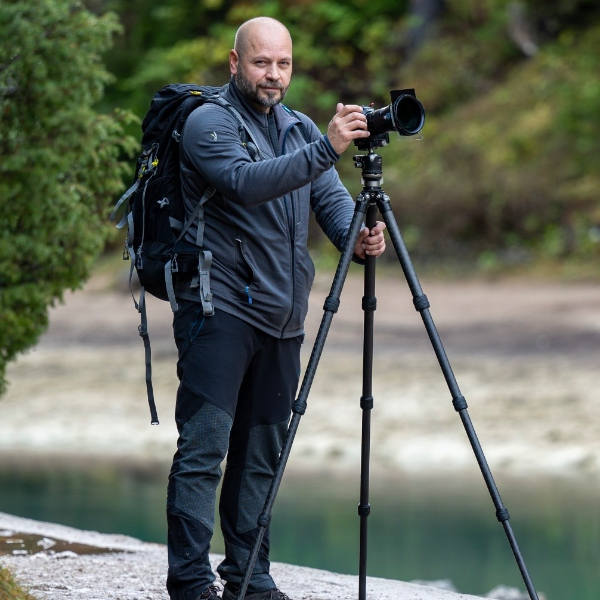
[357,89,425,151]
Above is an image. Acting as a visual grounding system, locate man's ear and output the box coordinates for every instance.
[229,49,239,76]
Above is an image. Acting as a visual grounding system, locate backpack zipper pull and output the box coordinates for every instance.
[245,285,253,305]
[172,253,179,273]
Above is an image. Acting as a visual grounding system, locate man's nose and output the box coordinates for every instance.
[265,64,280,80]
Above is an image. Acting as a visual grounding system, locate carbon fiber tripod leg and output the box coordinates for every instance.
[358,203,378,600]
[235,192,372,600]
[376,193,540,600]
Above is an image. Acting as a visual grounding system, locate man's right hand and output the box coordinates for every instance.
[327,103,370,155]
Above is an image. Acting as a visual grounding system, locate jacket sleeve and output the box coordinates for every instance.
[181,103,340,207]
[297,116,358,253]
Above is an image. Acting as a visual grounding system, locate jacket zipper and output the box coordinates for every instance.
[281,191,297,335]
[271,117,298,335]
[235,237,255,305]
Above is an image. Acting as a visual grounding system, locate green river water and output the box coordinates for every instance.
[0,460,597,599]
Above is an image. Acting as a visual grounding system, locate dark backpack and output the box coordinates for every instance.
[110,83,262,424]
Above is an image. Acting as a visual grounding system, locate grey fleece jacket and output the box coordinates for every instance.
[178,79,357,338]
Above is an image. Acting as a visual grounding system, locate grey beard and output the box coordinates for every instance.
[235,71,288,109]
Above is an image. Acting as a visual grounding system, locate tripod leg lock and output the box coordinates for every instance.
[293,399,307,415]
[324,296,340,313]
[360,396,374,410]
[362,296,377,312]
[413,294,430,312]
[496,508,511,523]
[358,503,371,517]
[257,513,271,528]
[452,396,468,412]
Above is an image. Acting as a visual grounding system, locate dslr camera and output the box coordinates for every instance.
[358,89,425,150]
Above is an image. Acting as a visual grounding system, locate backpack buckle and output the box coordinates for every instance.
[198,250,214,316]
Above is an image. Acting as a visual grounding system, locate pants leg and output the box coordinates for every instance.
[167,303,260,600]
[216,333,302,592]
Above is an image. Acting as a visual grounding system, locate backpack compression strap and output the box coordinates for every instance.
[192,250,214,316]
[110,144,160,230]
[164,184,217,313]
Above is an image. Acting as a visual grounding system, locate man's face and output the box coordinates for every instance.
[230,25,292,113]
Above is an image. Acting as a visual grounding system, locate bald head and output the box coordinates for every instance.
[234,17,292,60]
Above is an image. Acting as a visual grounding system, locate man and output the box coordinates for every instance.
[167,16,386,600]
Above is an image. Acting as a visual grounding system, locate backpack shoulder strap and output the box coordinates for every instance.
[205,95,265,161]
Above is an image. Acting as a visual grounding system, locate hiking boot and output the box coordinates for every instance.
[222,585,291,600]
[196,584,222,600]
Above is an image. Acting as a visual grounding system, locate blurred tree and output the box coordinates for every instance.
[0,0,137,395]
[382,20,600,266]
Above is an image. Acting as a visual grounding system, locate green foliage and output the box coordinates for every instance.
[101,0,413,121]
[0,565,37,600]
[399,0,523,115]
[378,20,600,265]
[98,0,235,116]
[0,0,138,394]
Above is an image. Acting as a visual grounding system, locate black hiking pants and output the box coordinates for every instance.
[166,301,302,600]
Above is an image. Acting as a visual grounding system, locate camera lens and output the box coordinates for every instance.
[364,93,425,138]
[391,94,424,136]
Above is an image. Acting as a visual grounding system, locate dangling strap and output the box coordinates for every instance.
[125,242,138,307]
[137,287,159,425]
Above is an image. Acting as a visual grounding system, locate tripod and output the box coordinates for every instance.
[236,145,540,600]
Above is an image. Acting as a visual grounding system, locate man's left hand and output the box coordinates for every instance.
[354,221,387,260]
